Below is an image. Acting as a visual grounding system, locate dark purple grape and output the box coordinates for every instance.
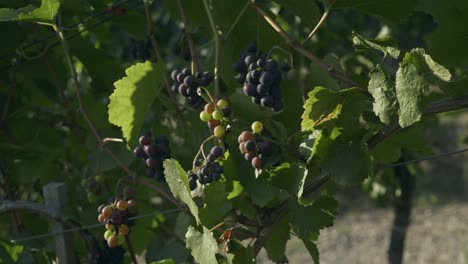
[207,154,216,162]
[87,178,97,190]
[171,84,179,93]
[171,69,180,81]
[178,83,189,96]
[257,59,266,67]
[248,62,257,71]
[143,144,158,156]
[98,204,106,213]
[200,167,209,176]
[233,61,246,72]
[257,84,268,96]
[212,173,221,181]
[176,72,186,83]
[182,67,191,75]
[272,100,284,111]
[246,43,257,53]
[264,59,278,71]
[245,140,256,152]
[260,71,275,86]
[189,178,197,191]
[210,146,224,158]
[133,146,146,158]
[221,107,231,117]
[259,141,273,155]
[193,159,203,167]
[245,55,256,66]
[202,71,213,82]
[145,158,158,168]
[243,83,257,96]
[260,95,274,107]
[139,135,152,146]
[184,75,196,87]
[236,73,246,83]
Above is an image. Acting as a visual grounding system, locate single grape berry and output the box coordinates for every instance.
[212,110,224,121]
[139,135,152,146]
[210,146,224,159]
[251,156,263,169]
[116,200,128,211]
[251,121,263,133]
[200,111,212,122]
[216,99,229,108]
[204,103,215,114]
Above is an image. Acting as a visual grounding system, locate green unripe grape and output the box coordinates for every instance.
[251,121,263,133]
[87,192,97,203]
[81,179,87,187]
[216,99,229,108]
[287,69,298,80]
[212,110,224,121]
[95,174,104,183]
[213,125,226,138]
[104,230,115,240]
[199,111,212,122]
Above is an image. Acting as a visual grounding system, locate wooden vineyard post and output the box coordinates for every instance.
[43,182,76,264]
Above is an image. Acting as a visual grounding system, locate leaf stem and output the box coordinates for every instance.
[250,1,362,90]
[203,0,220,100]
[176,0,199,74]
[223,0,250,41]
[209,221,225,232]
[302,0,336,46]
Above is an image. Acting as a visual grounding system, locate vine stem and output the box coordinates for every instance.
[203,0,220,100]
[125,235,139,264]
[192,135,215,168]
[302,0,336,46]
[209,221,225,232]
[250,1,362,90]
[52,24,181,209]
[176,0,199,74]
[143,1,186,125]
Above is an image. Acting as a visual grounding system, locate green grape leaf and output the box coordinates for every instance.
[403,48,451,82]
[352,32,400,58]
[226,241,256,264]
[368,66,398,125]
[289,195,337,240]
[395,62,428,128]
[417,0,468,67]
[269,163,307,197]
[108,62,164,145]
[334,0,417,24]
[301,87,342,132]
[264,215,290,262]
[185,226,219,264]
[302,87,368,137]
[200,182,232,227]
[302,239,320,264]
[0,0,60,24]
[163,159,200,225]
[314,135,371,183]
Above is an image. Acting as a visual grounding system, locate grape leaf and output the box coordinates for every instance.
[108,62,164,146]
[302,239,320,264]
[395,62,428,128]
[417,0,468,67]
[226,241,256,264]
[269,163,308,198]
[0,0,60,24]
[289,195,337,240]
[334,0,417,24]
[402,48,451,83]
[313,135,372,183]
[368,66,398,125]
[263,215,290,263]
[185,226,219,264]
[199,182,232,227]
[163,159,200,225]
[352,32,400,58]
[302,87,368,137]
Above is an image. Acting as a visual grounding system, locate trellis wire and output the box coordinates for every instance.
[9,208,183,243]
[383,148,468,168]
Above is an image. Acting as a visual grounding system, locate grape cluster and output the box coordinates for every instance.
[188,146,225,190]
[170,68,213,106]
[233,45,291,112]
[133,132,171,181]
[238,121,274,169]
[82,174,107,203]
[129,39,153,62]
[97,198,137,248]
[199,99,231,138]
